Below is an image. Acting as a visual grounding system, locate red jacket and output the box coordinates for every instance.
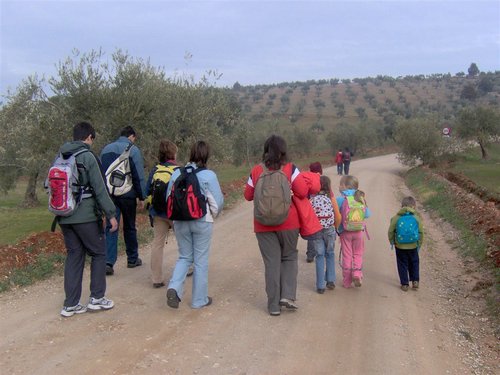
[244,163,308,233]
[335,152,343,164]
[294,171,323,237]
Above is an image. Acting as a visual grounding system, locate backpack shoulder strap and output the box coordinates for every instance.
[194,167,206,175]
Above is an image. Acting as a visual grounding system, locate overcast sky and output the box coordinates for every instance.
[1,0,499,95]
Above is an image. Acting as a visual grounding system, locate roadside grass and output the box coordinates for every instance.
[406,168,489,262]
[406,167,499,318]
[0,253,66,293]
[447,142,500,195]
[0,182,52,246]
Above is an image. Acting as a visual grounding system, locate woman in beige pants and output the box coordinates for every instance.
[146,140,192,288]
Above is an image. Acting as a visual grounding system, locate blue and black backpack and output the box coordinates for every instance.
[396,212,420,244]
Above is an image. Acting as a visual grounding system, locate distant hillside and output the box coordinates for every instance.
[231,72,500,134]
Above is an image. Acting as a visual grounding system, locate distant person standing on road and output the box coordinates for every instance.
[335,149,344,175]
[100,126,146,275]
[342,147,352,175]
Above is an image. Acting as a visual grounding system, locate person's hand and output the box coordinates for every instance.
[137,200,145,210]
[109,217,118,232]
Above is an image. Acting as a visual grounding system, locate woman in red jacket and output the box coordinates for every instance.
[244,135,309,316]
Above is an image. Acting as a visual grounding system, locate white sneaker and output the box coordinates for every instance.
[279,298,298,310]
[60,303,87,317]
[87,297,114,311]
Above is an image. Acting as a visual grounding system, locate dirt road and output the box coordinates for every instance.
[0,154,496,374]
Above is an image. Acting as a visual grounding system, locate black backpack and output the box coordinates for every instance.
[167,166,207,220]
[342,151,351,162]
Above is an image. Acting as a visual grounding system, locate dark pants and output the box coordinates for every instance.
[343,161,351,175]
[106,197,139,265]
[336,163,343,175]
[60,222,106,307]
[395,247,419,285]
[256,229,299,313]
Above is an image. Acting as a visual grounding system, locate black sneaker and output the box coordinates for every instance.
[317,288,325,294]
[105,264,114,276]
[199,297,212,308]
[326,282,336,290]
[167,288,180,308]
[127,258,142,268]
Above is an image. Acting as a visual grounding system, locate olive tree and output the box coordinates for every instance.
[456,106,500,159]
[0,76,68,206]
[394,117,444,166]
[1,49,242,204]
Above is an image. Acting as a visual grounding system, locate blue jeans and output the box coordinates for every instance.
[105,198,139,265]
[168,220,213,308]
[307,227,336,290]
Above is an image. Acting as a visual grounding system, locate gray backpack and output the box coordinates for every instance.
[253,165,291,226]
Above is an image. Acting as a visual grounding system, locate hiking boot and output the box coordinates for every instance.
[317,288,325,294]
[186,265,194,277]
[279,298,298,310]
[167,288,180,309]
[105,264,114,276]
[353,277,362,287]
[60,303,87,317]
[412,281,419,290]
[326,282,336,290]
[87,297,114,311]
[127,258,142,268]
[153,282,165,288]
[401,285,409,292]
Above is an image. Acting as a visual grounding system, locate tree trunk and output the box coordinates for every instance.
[22,171,40,208]
[479,141,489,160]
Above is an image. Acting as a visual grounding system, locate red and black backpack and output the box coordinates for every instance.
[167,166,207,220]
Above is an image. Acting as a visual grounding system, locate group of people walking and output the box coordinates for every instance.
[244,135,424,316]
[55,122,222,316]
[54,125,424,318]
